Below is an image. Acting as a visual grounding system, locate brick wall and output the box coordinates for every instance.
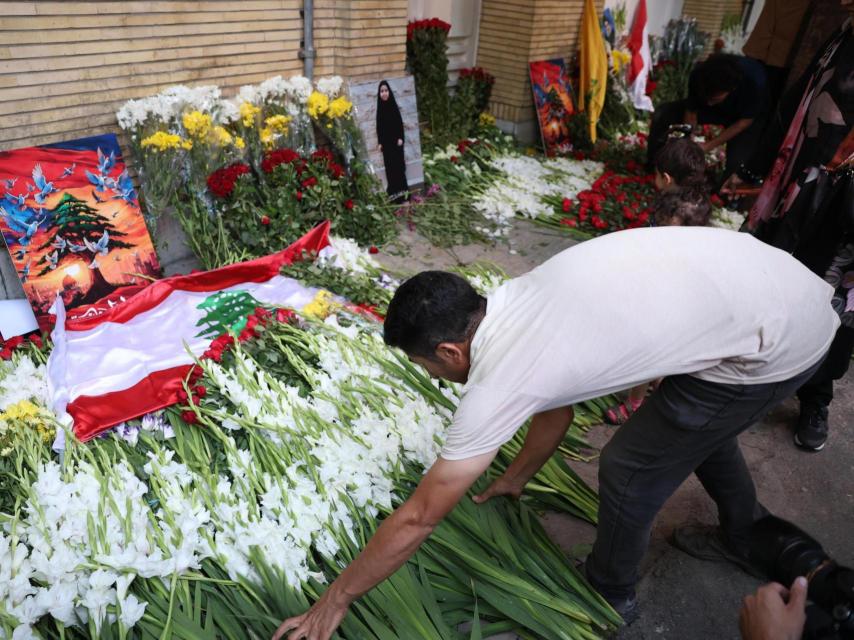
[0,0,409,153]
[681,0,745,50]
[476,0,597,133]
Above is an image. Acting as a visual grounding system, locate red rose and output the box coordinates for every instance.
[450,155,459,163]
[368,246,379,254]
[176,388,188,402]
[260,215,270,225]
[238,328,255,342]
[261,148,300,173]
[301,176,317,189]
[296,191,303,201]
[344,199,354,210]
[189,366,203,383]
[207,163,250,199]
[194,385,207,398]
[0,348,11,360]
[561,197,572,213]
[275,308,295,323]
[560,217,578,228]
[29,334,43,348]
[711,194,723,207]
[181,410,197,424]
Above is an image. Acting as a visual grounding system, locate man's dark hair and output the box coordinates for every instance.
[691,54,743,104]
[384,271,486,358]
[654,138,711,226]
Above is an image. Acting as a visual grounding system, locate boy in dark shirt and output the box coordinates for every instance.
[647,54,769,174]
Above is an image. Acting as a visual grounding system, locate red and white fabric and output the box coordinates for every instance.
[48,222,331,442]
[626,0,654,112]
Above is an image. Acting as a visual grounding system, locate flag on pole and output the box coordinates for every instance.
[48,222,332,442]
[579,0,609,143]
[626,0,654,112]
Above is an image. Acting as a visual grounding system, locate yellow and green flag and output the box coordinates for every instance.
[579,0,608,142]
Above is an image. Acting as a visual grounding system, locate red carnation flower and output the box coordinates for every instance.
[450,155,458,163]
[301,176,318,189]
[181,410,197,424]
[261,215,271,226]
[561,197,572,213]
[194,385,207,398]
[344,199,354,210]
[295,190,303,201]
[369,246,379,254]
[560,217,578,228]
[176,388,188,402]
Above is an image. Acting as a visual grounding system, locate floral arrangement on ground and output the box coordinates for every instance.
[0,241,625,640]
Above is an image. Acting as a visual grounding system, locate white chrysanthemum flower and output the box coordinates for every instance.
[315,76,344,98]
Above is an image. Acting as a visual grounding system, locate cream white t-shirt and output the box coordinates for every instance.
[441,227,840,460]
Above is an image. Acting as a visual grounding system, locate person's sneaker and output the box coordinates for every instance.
[794,404,829,451]
[669,524,765,579]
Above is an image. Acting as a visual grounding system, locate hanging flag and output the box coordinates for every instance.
[579,0,608,143]
[48,222,332,442]
[626,0,654,112]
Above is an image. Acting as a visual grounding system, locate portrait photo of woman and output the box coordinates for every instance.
[376,79,409,202]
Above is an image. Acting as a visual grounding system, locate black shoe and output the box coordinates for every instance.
[794,404,829,451]
[580,560,641,625]
[669,524,765,579]
[610,595,640,625]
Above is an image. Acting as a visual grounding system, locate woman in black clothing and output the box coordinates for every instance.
[376,80,408,201]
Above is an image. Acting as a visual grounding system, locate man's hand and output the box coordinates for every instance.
[272,587,349,640]
[472,474,524,503]
[270,452,496,640]
[739,577,808,640]
[721,173,745,194]
[472,406,573,507]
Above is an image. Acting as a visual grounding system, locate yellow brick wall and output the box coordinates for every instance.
[314,0,408,80]
[477,0,599,125]
[681,0,745,50]
[0,0,408,153]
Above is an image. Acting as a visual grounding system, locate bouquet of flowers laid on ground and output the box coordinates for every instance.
[178,146,397,269]
[116,85,241,221]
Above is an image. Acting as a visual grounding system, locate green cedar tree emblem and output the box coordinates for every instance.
[195,290,262,338]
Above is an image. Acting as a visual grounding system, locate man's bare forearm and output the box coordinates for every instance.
[323,500,433,606]
[501,406,574,485]
[706,118,753,150]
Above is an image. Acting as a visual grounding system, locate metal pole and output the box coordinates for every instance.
[300,0,316,79]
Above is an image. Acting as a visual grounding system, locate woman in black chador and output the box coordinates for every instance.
[376,80,408,201]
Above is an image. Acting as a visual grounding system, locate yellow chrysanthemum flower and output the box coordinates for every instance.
[302,290,338,319]
[213,126,233,146]
[183,110,212,139]
[612,49,632,74]
[479,112,497,127]
[2,400,40,421]
[307,91,330,119]
[235,136,246,150]
[327,96,353,119]
[264,114,291,134]
[181,139,193,151]
[239,102,261,127]
[140,131,182,151]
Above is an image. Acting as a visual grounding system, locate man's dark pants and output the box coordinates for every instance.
[585,357,825,602]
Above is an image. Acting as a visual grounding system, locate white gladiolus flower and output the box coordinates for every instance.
[119,593,147,629]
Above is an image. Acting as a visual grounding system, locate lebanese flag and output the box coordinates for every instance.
[626,0,654,112]
[48,222,331,442]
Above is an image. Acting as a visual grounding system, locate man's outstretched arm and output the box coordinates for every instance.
[272,450,496,640]
[474,405,574,503]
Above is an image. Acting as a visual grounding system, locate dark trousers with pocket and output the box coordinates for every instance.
[585,357,825,602]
